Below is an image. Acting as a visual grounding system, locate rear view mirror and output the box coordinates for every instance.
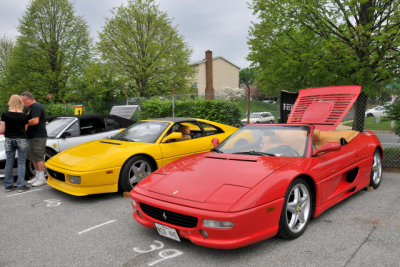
[60,132,71,138]
[313,142,341,156]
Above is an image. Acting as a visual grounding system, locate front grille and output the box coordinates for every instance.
[140,203,198,228]
[47,168,65,182]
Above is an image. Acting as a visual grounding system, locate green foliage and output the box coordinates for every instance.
[139,98,242,126]
[0,0,91,104]
[343,117,394,132]
[239,67,256,87]
[248,0,400,96]
[0,36,13,77]
[235,99,278,115]
[97,0,193,98]
[44,103,76,116]
[386,100,400,135]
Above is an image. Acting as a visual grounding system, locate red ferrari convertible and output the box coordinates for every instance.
[129,85,383,249]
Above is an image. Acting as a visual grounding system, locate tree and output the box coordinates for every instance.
[248,0,400,131]
[97,0,193,98]
[1,0,91,103]
[0,36,15,110]
[0,36,14,77]
[240,67,257,123]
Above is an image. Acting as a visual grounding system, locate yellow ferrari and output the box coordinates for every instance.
[45,118,237,196]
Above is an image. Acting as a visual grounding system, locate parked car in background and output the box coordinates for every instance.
[241,112,275,125]
[45,118,238,196]
[365,106,387,118]
[0,114,135,179]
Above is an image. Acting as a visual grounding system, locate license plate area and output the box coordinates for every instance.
[155,223,181,242]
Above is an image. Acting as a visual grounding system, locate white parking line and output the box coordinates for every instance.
[78,220,117,235]
[5,188,43,197]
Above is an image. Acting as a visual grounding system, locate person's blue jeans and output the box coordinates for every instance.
[4,138,28,190]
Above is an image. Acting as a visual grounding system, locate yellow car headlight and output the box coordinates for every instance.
[69,175,81,184]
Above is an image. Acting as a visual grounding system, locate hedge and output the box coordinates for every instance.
[139,98,242,126]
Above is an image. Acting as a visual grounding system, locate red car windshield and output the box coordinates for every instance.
[216,125,310,157]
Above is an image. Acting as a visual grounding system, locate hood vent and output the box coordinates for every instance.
[206,155,257,162]
[100,141,121,145]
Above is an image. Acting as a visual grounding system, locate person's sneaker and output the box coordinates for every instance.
[27,177,38,184]
[5,185,17,192]
[18,186,30,193]
[32,178,46,187]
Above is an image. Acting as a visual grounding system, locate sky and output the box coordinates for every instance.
[0,0,256,69]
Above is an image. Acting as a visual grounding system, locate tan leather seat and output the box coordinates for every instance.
[313,129,359,149]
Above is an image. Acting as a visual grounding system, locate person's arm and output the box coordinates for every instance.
[25,123,28,131]
[0,121,5,134]
[28,117,40,126]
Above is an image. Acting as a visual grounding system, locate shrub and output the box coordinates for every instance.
[139,98,241,126]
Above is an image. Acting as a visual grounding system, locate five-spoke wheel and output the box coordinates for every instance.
[278,178,312,239]
[119,155,154,192]
[369,150,382,189]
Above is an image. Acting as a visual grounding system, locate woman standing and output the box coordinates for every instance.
[0,95,29,192]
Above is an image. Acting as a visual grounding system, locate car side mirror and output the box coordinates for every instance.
[60,132,71,138]
[212,137,220,147]
[313,142,341,156]
[162,132,183,143]
[118,128,124,133]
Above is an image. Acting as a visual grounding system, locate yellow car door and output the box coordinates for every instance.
[159,121,221,166]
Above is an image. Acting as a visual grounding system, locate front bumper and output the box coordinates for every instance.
[45,163,121,196]
[130,191,284,249]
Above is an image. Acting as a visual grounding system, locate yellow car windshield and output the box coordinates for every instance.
[111,121,170,143]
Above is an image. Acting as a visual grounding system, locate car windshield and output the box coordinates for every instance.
[111,121,170,143]
[216,125,310,157]
[46,117,76,138]
[250,113,262,118]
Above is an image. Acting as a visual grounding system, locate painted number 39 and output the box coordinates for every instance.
[133,240,183,266]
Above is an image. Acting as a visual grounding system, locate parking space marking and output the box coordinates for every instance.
[78,219,117,235]
[32,199,62,207]
[5,188,42,197]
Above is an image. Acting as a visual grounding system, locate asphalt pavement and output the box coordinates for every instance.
[0,172,399,266]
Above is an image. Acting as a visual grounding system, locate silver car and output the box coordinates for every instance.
[0,114,135,178]
[241,112,275,126]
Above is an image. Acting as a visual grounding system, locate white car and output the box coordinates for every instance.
[0,114,135,179]
[241,112,275,125]
[365,106,387,118]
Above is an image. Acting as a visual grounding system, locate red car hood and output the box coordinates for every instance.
[137,153,298,208]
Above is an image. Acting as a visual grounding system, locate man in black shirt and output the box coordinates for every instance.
[21,92,48,187]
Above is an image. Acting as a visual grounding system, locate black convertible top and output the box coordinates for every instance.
[48,114,135,128]
[147,117,198,123]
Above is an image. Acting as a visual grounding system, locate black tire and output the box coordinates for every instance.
[366,113,374,117]
[26,148,57,179]
[278,178,312,239]
[369,150,382,189]
[119,155,155,192]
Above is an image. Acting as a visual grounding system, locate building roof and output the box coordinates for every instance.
[190,56,241,70]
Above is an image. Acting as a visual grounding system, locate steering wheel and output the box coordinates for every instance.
[265,145,300,157]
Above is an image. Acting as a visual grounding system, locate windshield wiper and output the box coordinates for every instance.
[233,150,276,156]
[211,148,223,153]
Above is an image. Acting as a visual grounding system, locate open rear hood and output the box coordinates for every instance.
[287,85,361,130]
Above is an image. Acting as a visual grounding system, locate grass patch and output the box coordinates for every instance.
[343,117,394,131]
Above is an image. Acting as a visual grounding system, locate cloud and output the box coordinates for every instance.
[0,0,255,68]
